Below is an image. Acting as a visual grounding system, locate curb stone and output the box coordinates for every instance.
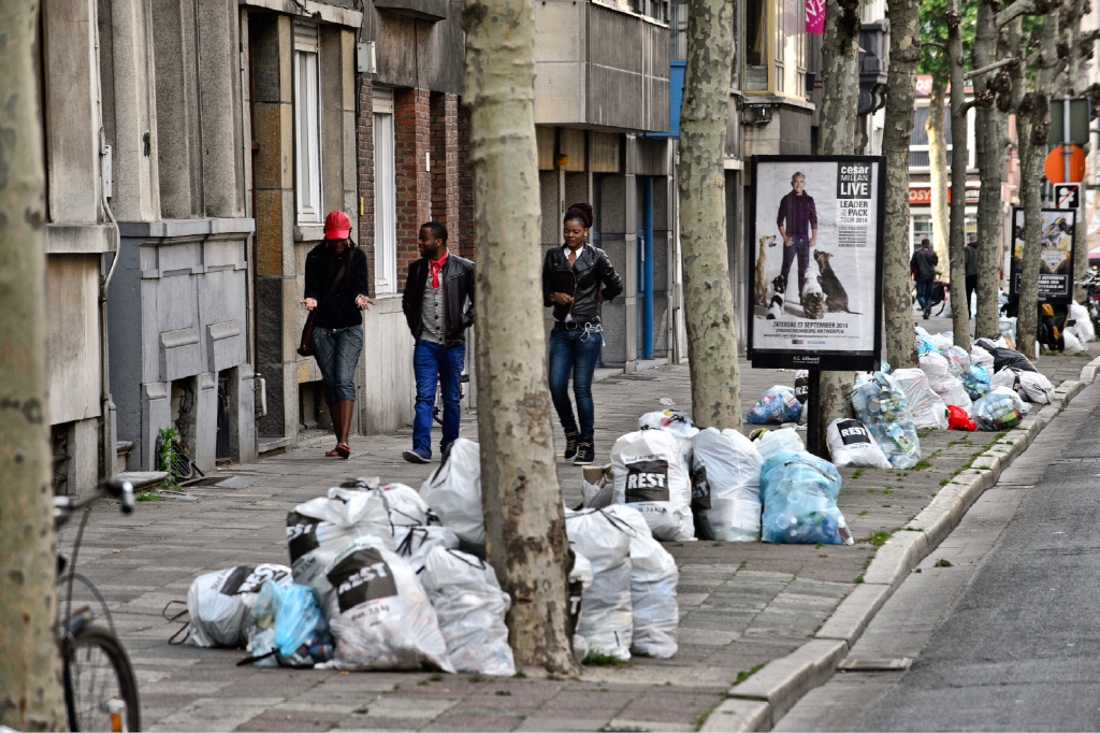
[721,356,1100,731]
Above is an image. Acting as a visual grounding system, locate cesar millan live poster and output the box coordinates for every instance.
[747,156,885,371]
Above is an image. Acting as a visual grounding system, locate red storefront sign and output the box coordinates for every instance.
[909,186,980,205]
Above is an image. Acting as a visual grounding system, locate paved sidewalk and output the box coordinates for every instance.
[65,323,1100,732]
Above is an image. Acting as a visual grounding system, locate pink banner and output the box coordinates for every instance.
[806,0,825,34]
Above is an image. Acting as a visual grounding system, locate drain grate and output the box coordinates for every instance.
[837,657,912,672]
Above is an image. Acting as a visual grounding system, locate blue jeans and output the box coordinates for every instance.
[916,279,935,312]
[548,325,603,444]
[413,340,466,458]
[780,237,811,296]
[312,325,364,404]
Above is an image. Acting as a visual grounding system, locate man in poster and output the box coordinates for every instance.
[777,172,818,301]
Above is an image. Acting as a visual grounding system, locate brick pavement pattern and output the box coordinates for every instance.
[64,330,1100,732]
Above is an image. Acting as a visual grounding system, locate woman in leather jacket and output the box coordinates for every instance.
[542,202,624,465]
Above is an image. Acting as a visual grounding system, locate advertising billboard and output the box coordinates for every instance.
[1010,207,1076,304]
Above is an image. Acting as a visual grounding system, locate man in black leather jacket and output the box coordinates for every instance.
[542,202,624,465]
[401,222,475,463]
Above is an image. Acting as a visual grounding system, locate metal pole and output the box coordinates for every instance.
[643,176,654,359]
[1064,95,1072,184]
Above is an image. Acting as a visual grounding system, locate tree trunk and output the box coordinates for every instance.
[811,0,861,456]
[0,2,66,730]
[676,0,739,430]
[1016,8,1062,356]
[927,81,950,267]
[1063,3,1089,304]
[947,1,970,346]
[882,0,921,369]
[972,0,1006,340]
[462,0,579,676]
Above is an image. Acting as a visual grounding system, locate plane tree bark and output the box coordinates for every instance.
[0,2,67,729]
[462,0,579,675]
[882,0,922,369]
[947,1,972,346]
[676,0,740,429]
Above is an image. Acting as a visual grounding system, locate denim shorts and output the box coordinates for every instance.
[311,325,364,403]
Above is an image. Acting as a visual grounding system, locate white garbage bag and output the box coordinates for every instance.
[826,418,892,469]
[1070,302,1095,341]
[892,368,949,430]
[1064,328,1086,353]
[287,487,392,586]
[941,345,971,378]
[318,536,454,672]
[564,508,634,662]
[420,438,484,548]
[970,345,995,371]
[568,552,594,662]
[752,427,806,461]
[187,564,292,647]
[393,525,461,568]
[690,427,763,542]
[419,548,515,676]
[581,464,615,510]
[602,505,678,659]
[610,429,695,541]
[638,410,698,468]
[379,482,435,527]
[1017,370,1055,404]
[919,352,972,412]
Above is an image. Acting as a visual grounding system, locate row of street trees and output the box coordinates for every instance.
[4,2,1099,728]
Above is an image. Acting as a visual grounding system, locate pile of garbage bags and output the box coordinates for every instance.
[183,438,517,676]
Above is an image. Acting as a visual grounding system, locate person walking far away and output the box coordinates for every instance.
[543,202,624,466]
[965,233,979,319]
[300,210,374,460]
[911,237,939,320]
[776,171,818,302]
[401,222,475,464]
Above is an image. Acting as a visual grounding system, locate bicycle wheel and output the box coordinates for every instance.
[64,626,141,732]
[934,286,949,316]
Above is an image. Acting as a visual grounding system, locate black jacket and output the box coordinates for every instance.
[402,253,475,346]
[303,244,371,330]
[542,245,624,324]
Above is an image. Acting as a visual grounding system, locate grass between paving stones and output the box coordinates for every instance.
[584,652,627,667]
[696,698,726,731]
[135,491,164,502]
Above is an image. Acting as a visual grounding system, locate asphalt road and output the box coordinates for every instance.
[776,380,1100,732]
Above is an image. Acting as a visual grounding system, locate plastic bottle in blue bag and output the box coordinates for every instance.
[746,386,802,425]
[963,365,990,401]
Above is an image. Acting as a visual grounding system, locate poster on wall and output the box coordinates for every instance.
[748,155,885,371]
[1010,207,1076,304]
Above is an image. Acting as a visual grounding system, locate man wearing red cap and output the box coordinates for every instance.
[401,222,475,463]
[300,210,373,458]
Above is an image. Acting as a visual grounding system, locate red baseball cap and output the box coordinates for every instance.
[324,210,351,240]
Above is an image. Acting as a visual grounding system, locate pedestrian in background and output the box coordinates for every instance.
[301,210,373,459]
[965,233,979,319]
[543,202,624,466]
[911,237,939,320]
[401,222,475,464]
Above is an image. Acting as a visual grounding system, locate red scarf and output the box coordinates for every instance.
[429,252,448,289]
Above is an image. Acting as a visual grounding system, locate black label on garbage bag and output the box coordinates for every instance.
[327,548,398,613]
[836,419,872,445]
[794,374,810,403]
[287,512,322,563]
[221,564,289,596]
[625,459,670,503]
[690,465,712,510]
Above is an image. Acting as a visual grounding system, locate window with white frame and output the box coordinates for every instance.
[294,23,322,223]
[373,87,398,294]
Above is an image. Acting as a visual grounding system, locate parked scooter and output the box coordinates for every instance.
[1078,267,1100,333]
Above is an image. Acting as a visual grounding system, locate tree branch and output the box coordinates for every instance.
[922,41,947,53]
[966,57,1017,78]
[994,0,1047,30]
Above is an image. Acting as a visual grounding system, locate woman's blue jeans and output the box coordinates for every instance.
[311,325,364,404]
[548,325,603,443]
[413,340,466,458]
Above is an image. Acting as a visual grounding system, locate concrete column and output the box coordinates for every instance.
[150,0,200,218]
[105,0,160,221]
[197,0,245,217]
[42,0,102,223]
[194,372,218,471]
[595,172,637,371]
[249,13,297,440]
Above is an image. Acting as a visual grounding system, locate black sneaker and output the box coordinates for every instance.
[563,432,580,461]
[573,442,595,465]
